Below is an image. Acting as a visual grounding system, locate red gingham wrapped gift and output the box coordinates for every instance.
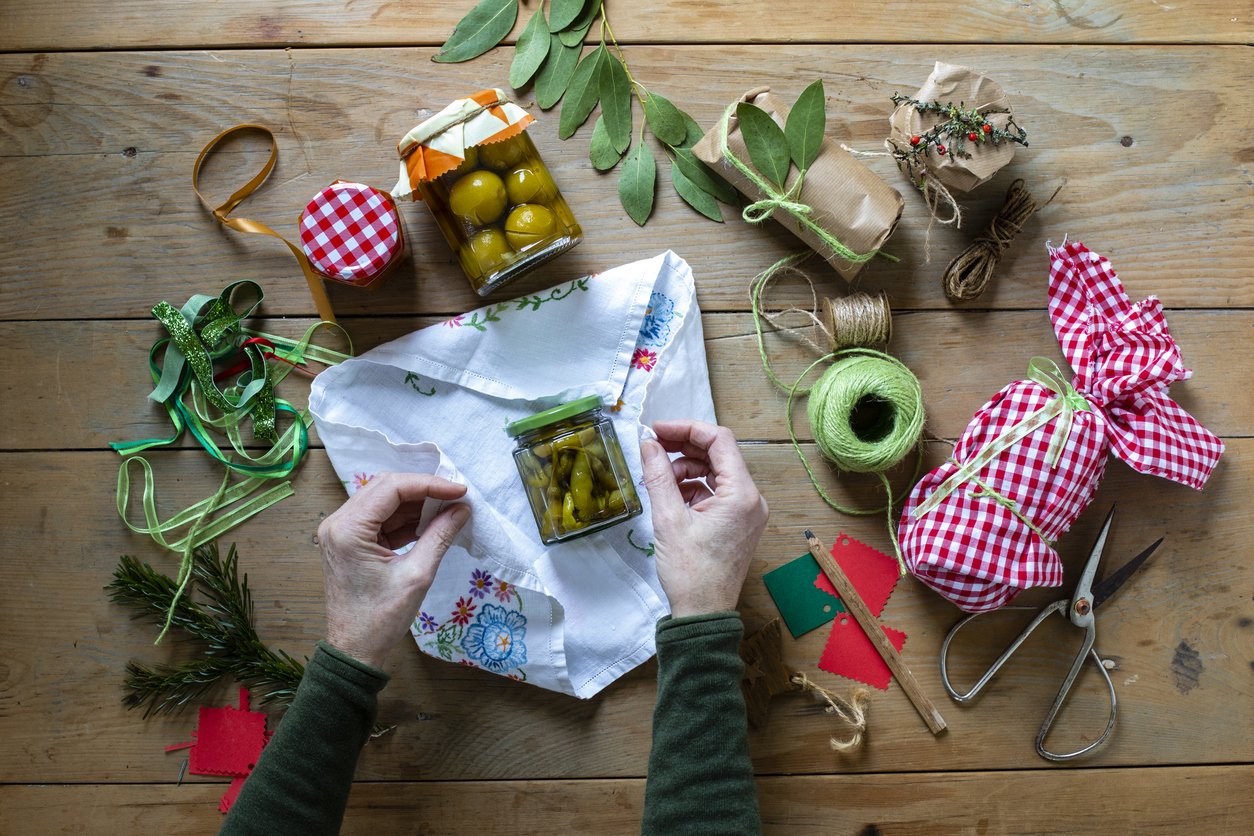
[899,241,1225,612]
[298,181,404,287]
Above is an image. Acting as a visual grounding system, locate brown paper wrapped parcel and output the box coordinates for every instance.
[888,62,1019,194]
[693,87,903,282]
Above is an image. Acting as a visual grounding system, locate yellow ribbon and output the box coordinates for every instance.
[193,124,338,324]
[912,357,1091,523]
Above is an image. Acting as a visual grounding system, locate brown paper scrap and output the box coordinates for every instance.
[694,87,903,283]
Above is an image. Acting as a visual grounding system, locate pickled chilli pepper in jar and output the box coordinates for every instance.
[393,89,583,296]
[507,397,642,545]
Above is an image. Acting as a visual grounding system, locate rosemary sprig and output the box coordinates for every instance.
[889,93,1029,185]
[108,543,305,717]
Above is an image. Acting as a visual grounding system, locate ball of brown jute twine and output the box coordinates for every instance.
[822,292,892,350]
[942,179,1062,301]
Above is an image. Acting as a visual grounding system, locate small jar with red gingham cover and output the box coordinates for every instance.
[393,89,583,296]
[298,181,406,289]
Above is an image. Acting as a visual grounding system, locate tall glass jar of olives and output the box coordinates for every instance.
[393,90,582,296]
[507,396,643,545]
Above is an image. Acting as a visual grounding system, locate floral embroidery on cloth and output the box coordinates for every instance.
[638,291,676,348]
[631,348,658,372]
[413,568,528,679]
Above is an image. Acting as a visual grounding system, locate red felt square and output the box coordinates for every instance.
[813,532,901,618]
[188,704,268,777]
[818,613,908,690]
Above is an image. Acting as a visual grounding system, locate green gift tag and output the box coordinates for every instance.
[763,553,846,638]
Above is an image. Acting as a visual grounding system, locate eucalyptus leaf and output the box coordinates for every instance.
[671,161,723,222]
[736,101,790,189]
[559,0,601,46]
[433,0,518,64]
[599,52,633,154]
[557,45,604,135]
[508,9,550,89]
[672,148,738,204]
[679,110,706,149]
[589,116,623,171]
[536,35,581,110]
[618,142,656,226]
[785,79,826,172]
[643,92,686,147]
[548,0,585,31]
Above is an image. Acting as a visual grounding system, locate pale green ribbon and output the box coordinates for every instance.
[911,357,1092,538]
[716,102,896,267]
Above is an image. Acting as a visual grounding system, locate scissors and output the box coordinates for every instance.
[939,505,1162,761]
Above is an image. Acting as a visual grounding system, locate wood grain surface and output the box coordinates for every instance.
[3,766,1251,834]
[2,0,1251,831]
[2,47,1252,319]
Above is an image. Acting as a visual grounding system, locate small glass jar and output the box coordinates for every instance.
[419,130,582,296]
[507,396,642,545]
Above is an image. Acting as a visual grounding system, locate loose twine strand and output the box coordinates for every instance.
[790,672,870,752]
[941,179,1063,301]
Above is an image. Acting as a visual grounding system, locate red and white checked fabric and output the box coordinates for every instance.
[899,242,1225,612]
[299,182,403,286]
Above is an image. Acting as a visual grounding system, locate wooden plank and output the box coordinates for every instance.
[2,47,1252,318]
[2,0,1248,51]
[2,310,1244,451]
[2,765,1251,834]
[1,444,1250,782]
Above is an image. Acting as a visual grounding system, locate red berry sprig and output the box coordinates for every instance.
[887,93,1029,187]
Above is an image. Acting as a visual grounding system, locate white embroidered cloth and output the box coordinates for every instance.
[309,252,714,697]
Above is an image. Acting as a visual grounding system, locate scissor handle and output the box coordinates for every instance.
[1036,629,1118,761]
[939,601,1068,702]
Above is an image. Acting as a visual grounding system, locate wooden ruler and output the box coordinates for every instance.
[805,530,947,735]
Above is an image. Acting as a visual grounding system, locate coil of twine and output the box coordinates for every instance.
[751,254,926,572]
[942,179,1060,301]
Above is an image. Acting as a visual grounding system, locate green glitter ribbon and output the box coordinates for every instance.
[112,282,352,641]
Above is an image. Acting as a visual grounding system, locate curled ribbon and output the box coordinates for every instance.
[911,356,1091,538]
[716,102,892,268]
[193,124,338,324]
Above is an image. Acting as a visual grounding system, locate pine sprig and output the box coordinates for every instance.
[889,93,1029,185]
[108,543,305,716]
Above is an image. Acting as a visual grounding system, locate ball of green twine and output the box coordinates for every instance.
[806,351,925,474]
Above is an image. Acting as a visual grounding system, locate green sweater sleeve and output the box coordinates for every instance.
[220,641,389,836]
[642,612,761,836]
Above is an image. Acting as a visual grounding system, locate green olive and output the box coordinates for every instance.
[504,203,557,251]
[465,227,513,273]
[477,136,527,171]
[449,145,480,177]
[448,170,507,225]
[505,166,554,205]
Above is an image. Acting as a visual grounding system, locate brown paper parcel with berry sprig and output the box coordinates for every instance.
[889,62,1018,194]
[693,87,903,283]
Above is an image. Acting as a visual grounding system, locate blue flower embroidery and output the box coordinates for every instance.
[638,291,677,348]
[460,604,528,673]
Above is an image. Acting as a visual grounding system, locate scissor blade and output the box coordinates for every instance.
[1073,505,1117,605]
[1092,538,1163,610]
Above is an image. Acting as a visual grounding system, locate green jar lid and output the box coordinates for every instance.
[506,395,603,437]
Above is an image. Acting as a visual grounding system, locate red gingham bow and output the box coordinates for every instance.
[899,242,1224,612]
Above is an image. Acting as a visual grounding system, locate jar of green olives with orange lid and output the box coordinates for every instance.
[393,89,582,296]
[507,396,643,545]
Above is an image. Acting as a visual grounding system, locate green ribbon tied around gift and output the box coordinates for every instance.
[111,280,352,642]
[910,357,1092,543]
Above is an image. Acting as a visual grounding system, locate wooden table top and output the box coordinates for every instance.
[1,2,1251,833]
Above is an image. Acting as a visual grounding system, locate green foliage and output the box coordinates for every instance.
[672,148,737,203]
[558,45,605,136]
[671,161,722,222]
[535,35,582,109]
[433,0,518,63]
[736,101,791,189]
[598,52,633,154]
[548,0,586,31]
[589,115,624,171]
[643,92,686,147]
[559,0,602,46]
[107,543,305,716]
[618,143,656,226]
[508,8,550,88]
[785,79,826,173]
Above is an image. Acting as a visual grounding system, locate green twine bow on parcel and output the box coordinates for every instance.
[910,356,1091,540]
[716,103,896,269]
[112,282,352,642]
